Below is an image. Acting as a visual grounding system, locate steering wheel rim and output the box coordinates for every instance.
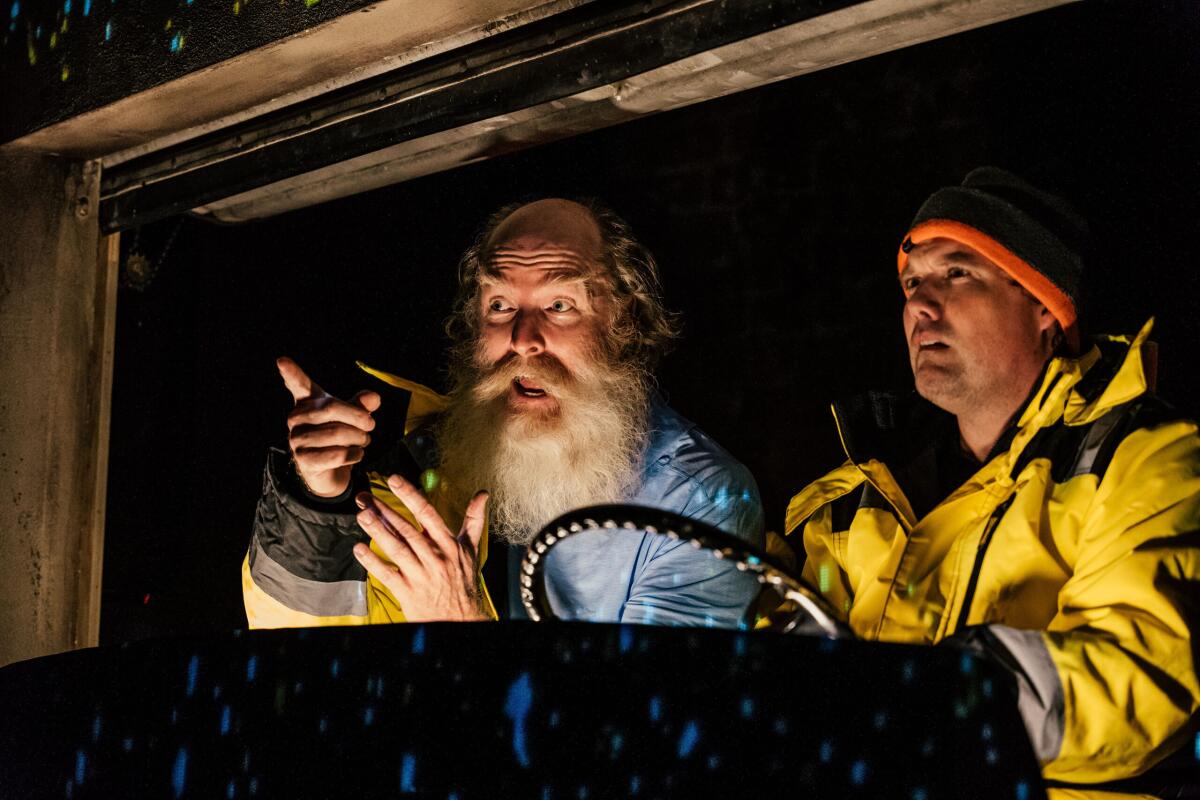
[519,504,845,637]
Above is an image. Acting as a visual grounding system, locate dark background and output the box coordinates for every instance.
[100,0,1200,644]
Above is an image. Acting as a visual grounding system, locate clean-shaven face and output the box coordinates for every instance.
[901,237,1056,417]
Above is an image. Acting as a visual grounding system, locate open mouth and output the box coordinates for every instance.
[513,376,549,397]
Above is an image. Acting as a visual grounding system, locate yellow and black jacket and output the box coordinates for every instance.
[244,364,766,629]
[240,366,500,627]
[786,320,1200,785]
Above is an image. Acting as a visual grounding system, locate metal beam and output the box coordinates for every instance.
[100,0,1075,231]
[98,0,860,230]
[8,0,580,158]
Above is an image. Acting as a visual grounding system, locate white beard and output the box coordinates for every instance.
[436,349,649,545]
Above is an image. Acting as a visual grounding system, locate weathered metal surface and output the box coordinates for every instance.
[4,0,578,156]
[97,0,1076,230]
[197,0,1080,224]
[0,150,114,666]
[2,0,377,144]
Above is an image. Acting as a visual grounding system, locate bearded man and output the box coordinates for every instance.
[242,198,764,628]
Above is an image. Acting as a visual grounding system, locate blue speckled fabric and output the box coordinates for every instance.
[506,400,765,627]
[0,624,1045,799]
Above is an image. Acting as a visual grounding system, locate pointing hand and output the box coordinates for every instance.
[277,356,381,498]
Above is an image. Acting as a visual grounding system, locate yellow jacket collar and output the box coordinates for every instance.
[786,319,1156,533]
[1060,317,1154,425]
[928,317,1153,485]
[1000,318,1154,473]
[355,362,450,435]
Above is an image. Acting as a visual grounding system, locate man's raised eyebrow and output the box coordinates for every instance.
[899,248,984,283]
[941,248,986,265]
[899,247,982,286]
[481,266,590,287]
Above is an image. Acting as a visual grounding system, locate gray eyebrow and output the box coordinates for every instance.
[480,270,590,288]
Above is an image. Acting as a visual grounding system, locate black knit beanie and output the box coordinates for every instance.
[897,167,1090,353]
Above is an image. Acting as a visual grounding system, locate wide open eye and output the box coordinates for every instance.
[487,298,514,313]
[548,298,576,313]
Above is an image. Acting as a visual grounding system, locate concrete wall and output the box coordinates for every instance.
[0,151,114,666]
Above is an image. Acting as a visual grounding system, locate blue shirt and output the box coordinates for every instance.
[505,400,765,627]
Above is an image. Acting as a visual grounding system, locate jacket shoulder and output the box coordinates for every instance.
[1041,395,1188,484]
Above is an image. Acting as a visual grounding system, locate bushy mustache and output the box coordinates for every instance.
[437,345,650,544]
[468,352,575,401]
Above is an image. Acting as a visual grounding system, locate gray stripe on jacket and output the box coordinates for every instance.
[249,537,368,617]
[987,624,1065,764]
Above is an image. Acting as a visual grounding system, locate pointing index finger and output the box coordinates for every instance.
[277,356,325,403]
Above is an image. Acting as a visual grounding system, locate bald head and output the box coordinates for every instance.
[447,197,679,373]
[486,199,604,278]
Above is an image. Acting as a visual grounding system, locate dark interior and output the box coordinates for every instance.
[100,0,1200,643]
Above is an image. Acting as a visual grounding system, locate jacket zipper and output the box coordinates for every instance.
[954,496,1015,633]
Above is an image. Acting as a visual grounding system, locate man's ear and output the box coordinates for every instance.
[1035,303,1058,334]
[1038,309,1063,354]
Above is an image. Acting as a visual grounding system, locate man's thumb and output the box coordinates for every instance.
[463,490,490,550]
[353,390,382,413]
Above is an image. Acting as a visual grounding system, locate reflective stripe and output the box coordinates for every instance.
[1064,401,1132,479]
[249,537,367,617]
[987,625,1065,764]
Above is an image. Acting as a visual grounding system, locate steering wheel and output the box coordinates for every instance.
[519,504,847,637]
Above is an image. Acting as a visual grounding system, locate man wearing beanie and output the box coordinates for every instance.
[785,167,1200,789]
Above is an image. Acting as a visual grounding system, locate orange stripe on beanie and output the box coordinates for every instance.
[897,167,1089,354]
[897,220,1080,352]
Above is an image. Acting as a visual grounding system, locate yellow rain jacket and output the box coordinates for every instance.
[241,365,502,627]
[786,320,1200,785]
